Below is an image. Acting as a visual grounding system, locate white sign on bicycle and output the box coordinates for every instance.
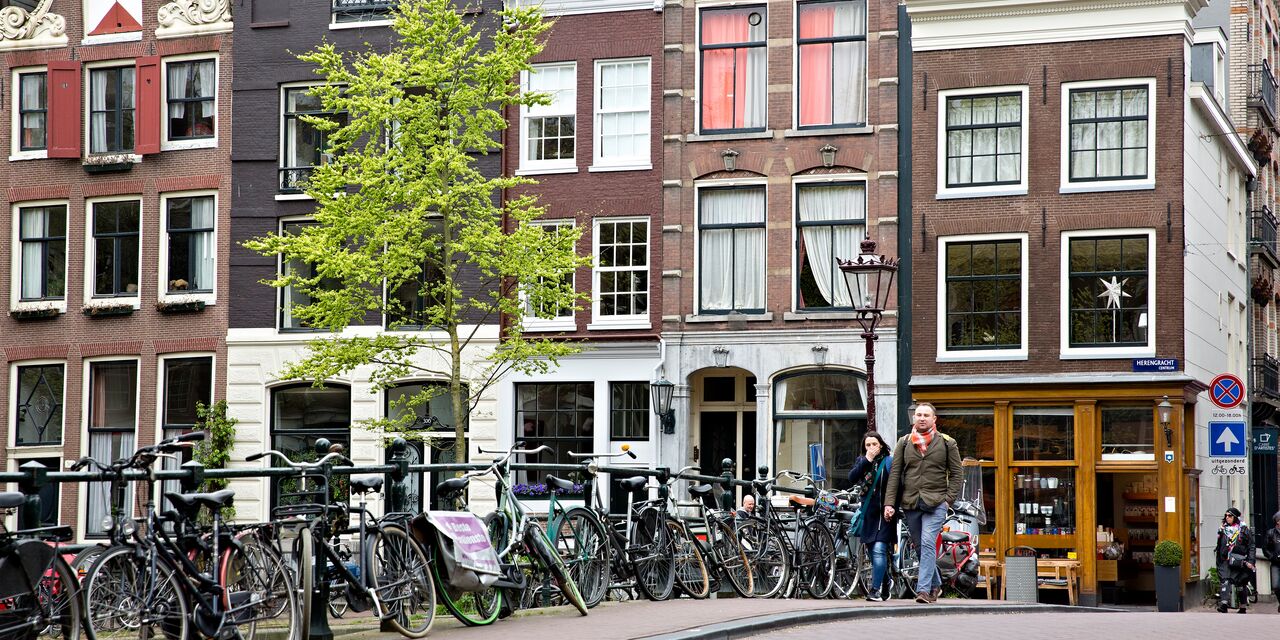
[425,512,501,575]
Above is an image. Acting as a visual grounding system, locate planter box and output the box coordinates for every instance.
[1155,565,1183,612]
[82,304,135,318]
[156,299,207,314]
[10,306,59,320]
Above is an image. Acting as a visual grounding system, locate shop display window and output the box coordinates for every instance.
[938,407,995,461]
[1013,467,1075,537]
[1012,406,1074,461]
[1100,405,1154,460]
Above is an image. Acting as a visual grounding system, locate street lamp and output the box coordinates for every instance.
[1157,395,1174,448]
[839,237,899,432]
[652,377,676,435]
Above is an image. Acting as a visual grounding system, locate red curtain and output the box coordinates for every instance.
[798,5,835,127]
[702,12,751,130]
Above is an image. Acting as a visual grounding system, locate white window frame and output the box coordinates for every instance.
[10,199,69,315]
[329,0,395,30]
[936,85,1030,199]
[160,53,219,152]
[519,62,578,175]
[936,232,1030,362]
[10,65,48,161]
[276,215,324,332]
[1059,228,1157,359]
[84,59,141,160]
[84,196,143,310]
[591,57,652,171]
[8,360,67,452]
[694,178,769,315]
[80,356,141,539]
[1059,78,1157,194]
[278,81,343,201]
[590,216,651,330]
[790,173,867,313]
[158,190,218,305]
[522,219,577,332]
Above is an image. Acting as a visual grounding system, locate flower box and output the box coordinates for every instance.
[156,299,207,314]
[9,306,60,320]
[511,482,585,498]
[82,303,135,318]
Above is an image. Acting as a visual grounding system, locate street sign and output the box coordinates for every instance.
[1209,421,1248,457]
[1255,427,1279,455]
[808,443,826,483]
[1210,374,1245,409]
[1133,358,1178,372]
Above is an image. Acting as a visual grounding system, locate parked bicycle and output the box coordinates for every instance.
[673,468,752,598]
[0,497,81,640]
[738,470,836,599]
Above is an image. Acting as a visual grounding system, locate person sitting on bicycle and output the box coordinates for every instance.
[1216,507,1255,613]
[1262,511,1280,613]
[848,431,894,602]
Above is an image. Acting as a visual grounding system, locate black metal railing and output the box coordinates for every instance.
[1252,206,1279,267]
[1249,62,1278,125]
[332,0,397,23]
[278,166,314,193]
[1256,354,1280,399]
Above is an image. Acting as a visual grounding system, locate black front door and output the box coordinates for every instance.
[699,411,737,478]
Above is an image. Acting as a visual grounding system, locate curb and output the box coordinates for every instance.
[637,603,1113,640]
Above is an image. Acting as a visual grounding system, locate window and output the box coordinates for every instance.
[18,71,46,151]
[940,236,1026,356]
[91,200,140,298]
[698,186,765,313]
[524,220,575,328]
[18,204,66,301]
[516,383,593,488]
[610,382,650,440]
[165,59,215,141]
[796,0,867,128]
[944,92,1023,188]
[935,407,996,535]
[1100,406,1154,460]
[594,59,651,167]
[386,382,467,511]
[795,183,864,310]
[89,66,135,154]
[86,361,138,536]
[160,357,212,495]
[280,220,340,330]
[594,219,649,321]
[387,261,444,329]
[271,384,350,507]
[15,364,63,446]
[773,371,866,492]
[1012,407,1074,461]
[1063,232,1152,351]
[164,195,215,295]
[332,0,394,24]
[1064,82,1153,186]
[522,63,576,169]
[700,6,767,133]
[281,86,347,192]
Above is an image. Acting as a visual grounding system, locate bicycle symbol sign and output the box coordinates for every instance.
[1210,374,1244,409]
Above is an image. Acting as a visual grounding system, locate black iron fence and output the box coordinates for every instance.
[1250,61,1278,125]
[1255,354,1280,400]
[1252,206,1278,267]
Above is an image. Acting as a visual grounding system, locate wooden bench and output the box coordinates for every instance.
[1035,559,1080,606]
[978,557,1002,600]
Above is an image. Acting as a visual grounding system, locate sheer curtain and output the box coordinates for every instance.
[191,197,215,291]
[799,185,864,307]
[91,71,108,153]
[168,63,190,127]
[700,188,765,311]
[834,1,867,125]
[20,209,45,299]
[198,61,215,118]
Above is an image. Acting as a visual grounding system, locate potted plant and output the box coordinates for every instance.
[1153,539,1184,612]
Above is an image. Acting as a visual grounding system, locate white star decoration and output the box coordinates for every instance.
[1097,276,1130,310]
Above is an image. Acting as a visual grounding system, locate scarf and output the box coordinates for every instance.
[911,426,935,456]
[1222,523,1242,546]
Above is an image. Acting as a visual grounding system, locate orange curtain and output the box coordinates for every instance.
[702,11,752,130]
[798,5,835,127]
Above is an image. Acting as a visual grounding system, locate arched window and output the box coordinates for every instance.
[271,383,351,507]
[386,382,468,511]
[772,371,866,491]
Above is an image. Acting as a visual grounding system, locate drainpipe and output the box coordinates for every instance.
[895,4,914,442]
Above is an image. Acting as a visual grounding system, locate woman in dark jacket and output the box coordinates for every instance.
[1215,507,1255,613]
[1263,511,1280,613]
[847,431,894,601]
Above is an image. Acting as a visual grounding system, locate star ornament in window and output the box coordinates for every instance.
[1097,276,1131,309]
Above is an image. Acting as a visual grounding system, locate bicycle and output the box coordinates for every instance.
[0,499,81,640]
[672,467,751,598]
[249,448,434,639]
[81,432,300,640]
[413,472,504,626]
[738,470,836,599]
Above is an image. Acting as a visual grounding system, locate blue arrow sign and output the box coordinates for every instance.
[1209,421,1247,457]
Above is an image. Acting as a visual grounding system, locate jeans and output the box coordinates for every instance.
[905,502,949,594]
[869,541,889,593]
[1272,564,1280,594]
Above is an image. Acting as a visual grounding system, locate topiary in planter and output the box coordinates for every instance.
[1154,540,1184,567]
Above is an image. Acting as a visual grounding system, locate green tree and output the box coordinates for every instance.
[245,0,587,453]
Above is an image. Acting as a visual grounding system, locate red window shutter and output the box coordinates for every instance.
[46,61,81,158]
[135,56,161,154]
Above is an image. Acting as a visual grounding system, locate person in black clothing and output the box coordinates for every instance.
[848,430,894,601]
[1263,510,1280,613]
[1215,507,1255,613]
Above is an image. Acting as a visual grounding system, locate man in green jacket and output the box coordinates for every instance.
[883,402,963,603]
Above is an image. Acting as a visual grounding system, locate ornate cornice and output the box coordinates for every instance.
[157,0,233,39]
[0,0,68,49]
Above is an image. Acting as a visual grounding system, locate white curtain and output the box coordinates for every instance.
[743,16,767,129]
[20,209,45,299]
[700,189,765,310]
[832,1,866,124]
[191,197,215,290]
[799,185,864,307]
[167,63,190,123]
[91,71,108,153]
[198,61,215,117]
[87,431,135,535]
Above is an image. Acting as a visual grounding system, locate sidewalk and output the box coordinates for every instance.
[336,597,1092,640]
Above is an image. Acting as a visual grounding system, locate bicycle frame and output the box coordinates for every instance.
[0,528,75,638]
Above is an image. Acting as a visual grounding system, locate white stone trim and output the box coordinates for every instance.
[156,0,233,39]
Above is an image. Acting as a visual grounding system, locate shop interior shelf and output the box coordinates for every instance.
[1121,492,1157,501]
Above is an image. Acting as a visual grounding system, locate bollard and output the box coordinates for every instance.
[310,438,336,640]
[386,437,410,515]
[719,458,736,511]
[180,460,205,493]
[18,460,47,529]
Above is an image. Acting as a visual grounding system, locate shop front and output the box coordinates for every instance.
[913,377,1205,606]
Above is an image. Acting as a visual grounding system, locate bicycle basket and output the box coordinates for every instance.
[421,512,501,593]
[0,540,56,599]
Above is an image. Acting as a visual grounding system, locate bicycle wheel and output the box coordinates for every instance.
[368,525,435,637]
[895,532,920,599]
[665,519,709,599]
[831,533,859,599]
[553,508,611,608]
[708,518,754,598]
[736,519,788,598]
[83,545,189,640]
[630,507,673,602]
[797,520,836,598]
[70,545,108,582]
[483,511,522,619]
[296,527,314,640]
[221,529,300,640]
[431,543,503,627]
[0,552,82,640]
[854,540,875,597]
[525,525,588,615]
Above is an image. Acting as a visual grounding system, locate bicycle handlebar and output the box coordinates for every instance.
[246,450,353,469]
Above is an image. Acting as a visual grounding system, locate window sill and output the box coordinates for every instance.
[587,320,652,331]
[275,193,314,201]
[157,294,215,311]
[783,311,860,321]
[524,319,577,332]
[9,150,47,162]
[687,131,773,143]
[936,185,1028,200]
[161,138,217,152]
[329,19,394,30]
[250,21,289,29]
[11,444,65,455]
[684,312,773,323]
[783,126,873,137]
[936,350,1029,363]
[1059,180,1154,195]
[515,166,579,176]
[81,32,142,46]
[9,302,64,320]
[588,163,653,173]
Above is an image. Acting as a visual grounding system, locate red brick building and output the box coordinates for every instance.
[0,0,231,539]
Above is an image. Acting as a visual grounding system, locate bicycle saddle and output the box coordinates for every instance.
[619,476,648,493]
[0,492,25,509]
[545,475,576,492]
[688,484,714,498]
[435,477,470,498]
[165,489,235,513]
[941,530,969,543]
[351,475,384,494]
